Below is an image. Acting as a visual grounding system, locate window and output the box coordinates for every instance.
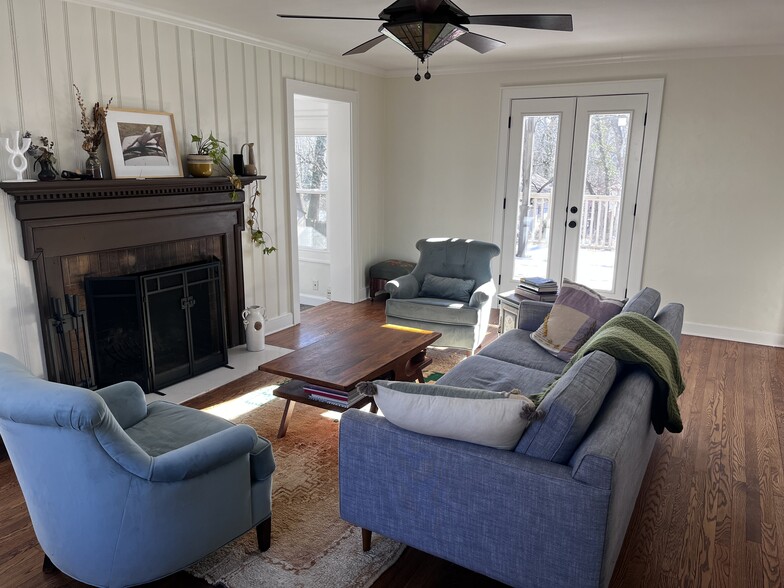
[294,135,328,250]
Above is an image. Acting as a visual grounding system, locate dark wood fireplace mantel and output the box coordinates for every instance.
[1,175,265,384]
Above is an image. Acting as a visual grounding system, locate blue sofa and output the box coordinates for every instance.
[0,353,275,588]
[339,288,683,587]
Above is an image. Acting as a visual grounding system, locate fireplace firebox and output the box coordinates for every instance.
[86,260,227,394]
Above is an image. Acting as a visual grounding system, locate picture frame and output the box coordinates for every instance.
[103,108,183,179]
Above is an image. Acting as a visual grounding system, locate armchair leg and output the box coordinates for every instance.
[42,554,59,574]
[362,528,372,552]
[256,516,272,552]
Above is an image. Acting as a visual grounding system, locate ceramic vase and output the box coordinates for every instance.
[242,305,266,351]
[37,159,57,181]
[186,154,213,177]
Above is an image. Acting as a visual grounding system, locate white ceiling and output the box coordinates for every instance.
[128,0,784,74]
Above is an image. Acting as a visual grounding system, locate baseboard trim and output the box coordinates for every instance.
[299,294,329,307]
[683,321,784,348]
[266,313,294,335]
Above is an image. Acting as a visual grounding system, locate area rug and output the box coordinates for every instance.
[188,348,466,588]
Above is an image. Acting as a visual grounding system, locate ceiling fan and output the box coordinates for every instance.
[279,0,573,80]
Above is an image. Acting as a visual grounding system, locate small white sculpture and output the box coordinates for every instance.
[3,131,34,182]
[242,305,266,351]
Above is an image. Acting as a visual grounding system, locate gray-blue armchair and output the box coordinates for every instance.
[385,238,501,353]
[0,352,274,588]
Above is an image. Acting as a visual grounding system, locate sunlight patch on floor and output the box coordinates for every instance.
[203,385,280,420]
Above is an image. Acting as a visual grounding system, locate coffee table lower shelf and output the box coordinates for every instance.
[272,380,377,438]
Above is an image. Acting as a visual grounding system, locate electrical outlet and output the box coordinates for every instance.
[326,288,332,300]
[312,279,319,291]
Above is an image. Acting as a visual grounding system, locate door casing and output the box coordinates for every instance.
[492,79,665,297]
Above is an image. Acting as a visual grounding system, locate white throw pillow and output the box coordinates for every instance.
[358,380,538,450]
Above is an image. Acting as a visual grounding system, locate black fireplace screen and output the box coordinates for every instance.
[85,260,228,393]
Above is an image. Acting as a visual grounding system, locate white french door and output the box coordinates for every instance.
[500,93,648,300]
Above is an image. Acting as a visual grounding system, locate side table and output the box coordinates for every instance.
[498,290,524,334]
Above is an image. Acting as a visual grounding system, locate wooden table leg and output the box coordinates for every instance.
[370,400,378,414]
[362,528,372,552]
[277,399,295,438]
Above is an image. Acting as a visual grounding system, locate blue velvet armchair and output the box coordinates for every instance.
[0,352,275,588]
[384,238,501,353]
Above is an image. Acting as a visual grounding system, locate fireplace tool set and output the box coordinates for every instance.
[48,295,94,388]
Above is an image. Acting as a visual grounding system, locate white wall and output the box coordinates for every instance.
[382,55,784,346]
[0,0,386,374]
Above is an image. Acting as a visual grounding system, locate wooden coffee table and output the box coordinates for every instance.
[259,323,441,437]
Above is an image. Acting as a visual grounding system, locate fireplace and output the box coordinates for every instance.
[86,260,227,393]
[1,176,263,387]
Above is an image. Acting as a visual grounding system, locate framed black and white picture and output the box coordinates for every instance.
[104,108,182,178]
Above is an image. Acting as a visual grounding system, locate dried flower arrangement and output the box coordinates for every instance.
[23,132,57,166]
[73,84,113,153]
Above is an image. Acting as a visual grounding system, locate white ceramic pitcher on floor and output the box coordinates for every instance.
[242,305,266,351]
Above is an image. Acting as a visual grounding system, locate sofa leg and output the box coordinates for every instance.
[42,554,59,574]
[361,528,372,552]
[256,516,272,552]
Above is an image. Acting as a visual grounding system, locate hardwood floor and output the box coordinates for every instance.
[1,301,782,587]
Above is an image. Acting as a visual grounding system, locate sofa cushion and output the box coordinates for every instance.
[531,279,625,361]
[438,354,557,396]
[126,401,273,480]
[365,380,536,450]
[386,297,479,326]
[515,351,617,464]
[622,287,661,318]
[418,273,476,303]
[479,329,568,374]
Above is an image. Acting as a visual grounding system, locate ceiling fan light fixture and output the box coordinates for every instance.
[381,21,466,61]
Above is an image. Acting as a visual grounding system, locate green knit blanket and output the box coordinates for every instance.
[535,312,685,434]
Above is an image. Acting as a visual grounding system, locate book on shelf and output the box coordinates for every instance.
[515,286,558,302]
[307,393,365,408]
[518,277,558,293]
[303,382,362,403]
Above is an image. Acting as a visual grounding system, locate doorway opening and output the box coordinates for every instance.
[286,81,357,324]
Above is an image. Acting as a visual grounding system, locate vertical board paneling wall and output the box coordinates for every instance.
[0,0,386,375]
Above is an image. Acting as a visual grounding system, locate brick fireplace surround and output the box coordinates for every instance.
[1,176,263,384]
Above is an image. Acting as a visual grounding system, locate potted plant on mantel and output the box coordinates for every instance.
[188,132,275,255]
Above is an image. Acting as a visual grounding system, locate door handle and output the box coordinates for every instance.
[568,220,577,228]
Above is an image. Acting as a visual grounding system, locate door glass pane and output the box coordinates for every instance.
[513,115,560,280]
[575,113,631,291]
[294,135,328,250]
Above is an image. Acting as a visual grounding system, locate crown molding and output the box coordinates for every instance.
[384,43,784,78]
[64,0,385,78]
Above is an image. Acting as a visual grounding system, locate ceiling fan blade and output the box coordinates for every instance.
[467,14,573,32]
[278,14,382,22]
[343,35,388,56]
[456,31,505,54]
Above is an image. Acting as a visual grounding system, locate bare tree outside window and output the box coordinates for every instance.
[294,135,328,250]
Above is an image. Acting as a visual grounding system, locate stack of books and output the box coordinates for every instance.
[516,277,559,302]
[305,383,364,408]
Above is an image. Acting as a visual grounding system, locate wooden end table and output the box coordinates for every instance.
[259,323,441,437]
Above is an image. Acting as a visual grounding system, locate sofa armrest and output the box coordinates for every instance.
[385,273,419,299]
[95,381,148,429]
[149,424,258,482]
[339,410,610,587]
[518,300,554,331]
[469,280,495,308]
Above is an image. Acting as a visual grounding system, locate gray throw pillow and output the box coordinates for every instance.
[419,273,475,302]
[362,380,536,450]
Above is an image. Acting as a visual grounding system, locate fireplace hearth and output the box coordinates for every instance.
[1,176,264,385]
